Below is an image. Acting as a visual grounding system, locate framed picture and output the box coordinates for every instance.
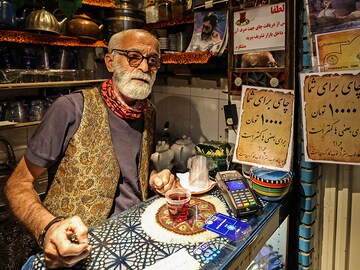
[186,10,228,55]
[306,0,360,37]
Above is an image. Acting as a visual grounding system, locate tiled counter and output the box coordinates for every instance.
[32,188,290,270]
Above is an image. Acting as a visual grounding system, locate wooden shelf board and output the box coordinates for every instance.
[0,79,106,90]
[82,0,116,7]
[0,30,107,48]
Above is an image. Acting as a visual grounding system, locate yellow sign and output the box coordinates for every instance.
[316,29,360,72]
[233,86,294,171]
[300,71,360,164]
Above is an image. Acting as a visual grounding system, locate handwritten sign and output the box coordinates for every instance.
[233,3,286,54]
[300,71,360,164]
[233,86,294,171]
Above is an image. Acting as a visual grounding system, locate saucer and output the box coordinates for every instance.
[177,172,216,195]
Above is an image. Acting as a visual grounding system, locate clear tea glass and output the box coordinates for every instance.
[165,187,191,223]
[188,155,209,189]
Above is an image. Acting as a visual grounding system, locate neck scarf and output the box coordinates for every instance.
[100,79,146,119]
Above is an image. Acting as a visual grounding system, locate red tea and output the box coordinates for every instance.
[165,188,191,223]
[169,193,188,200]
[167,201,189,223]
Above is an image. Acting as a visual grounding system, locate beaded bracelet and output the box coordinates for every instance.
[38,216,65,249]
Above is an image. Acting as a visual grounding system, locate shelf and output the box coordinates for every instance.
[161,51,214,64]
[0,30,108,47]
[143,15,194,30]
[0,121,40,130]
[230,67,286,73]
[0,79,106,90]
[82,0,115,7]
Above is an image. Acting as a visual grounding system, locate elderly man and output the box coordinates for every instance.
[5,29,175,268]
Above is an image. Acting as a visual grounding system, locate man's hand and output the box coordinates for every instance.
[43,216,91,268]
[150,169,176,195]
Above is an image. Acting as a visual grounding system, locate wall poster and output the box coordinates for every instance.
[306,0,360,37]
[186,10,228,55]
[233,85,295,171]
[300,71,360,164]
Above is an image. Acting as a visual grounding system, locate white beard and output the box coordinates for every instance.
[113,65,156,100]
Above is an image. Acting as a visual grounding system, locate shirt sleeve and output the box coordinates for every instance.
[24,92,84,168]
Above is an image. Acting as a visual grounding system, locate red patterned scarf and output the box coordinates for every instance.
[100,79,146,119]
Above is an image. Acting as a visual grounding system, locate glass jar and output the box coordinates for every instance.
[145,0,159,24]
[171,0,184,20]
[28,99,45,122]
[158,0,172,21]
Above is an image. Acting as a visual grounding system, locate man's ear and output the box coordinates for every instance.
[104,53,114,72]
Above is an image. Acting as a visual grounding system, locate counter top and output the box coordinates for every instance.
[31,188,289,270]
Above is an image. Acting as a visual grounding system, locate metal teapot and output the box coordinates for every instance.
[150,141,175,172]
[25,7,67,35]
[170,136,196,173]
[104,0,145,41]
[67,13,103,41]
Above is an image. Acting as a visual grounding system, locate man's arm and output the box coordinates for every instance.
[4,156,53,239]
[5,156,91,268]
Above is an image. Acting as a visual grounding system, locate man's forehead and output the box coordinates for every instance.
[119,34,159,51]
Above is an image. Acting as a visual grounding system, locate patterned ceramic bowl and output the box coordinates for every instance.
[249,167,293,201]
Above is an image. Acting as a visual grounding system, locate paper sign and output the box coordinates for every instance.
[144,248,200,270]
[315,29,360,72]
[233,3,286,54]
[300,71,360,164]
[233,86,294,171]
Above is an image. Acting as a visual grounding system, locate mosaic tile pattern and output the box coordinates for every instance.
[32,189,277,269]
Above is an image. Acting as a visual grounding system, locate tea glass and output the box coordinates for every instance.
[165,187,191,223]
[187,155,209,190]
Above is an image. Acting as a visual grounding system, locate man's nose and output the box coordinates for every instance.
[137,58,150,72]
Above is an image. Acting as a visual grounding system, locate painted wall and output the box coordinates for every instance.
[151,76,241,145]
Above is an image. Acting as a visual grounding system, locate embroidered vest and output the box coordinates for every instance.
[43,88,155,227]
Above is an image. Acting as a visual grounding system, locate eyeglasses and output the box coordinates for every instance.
[111,49,161,71]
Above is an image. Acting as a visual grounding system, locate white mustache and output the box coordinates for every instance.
[130,73,152,83]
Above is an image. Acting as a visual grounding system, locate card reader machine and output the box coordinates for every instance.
[216,170,262,217]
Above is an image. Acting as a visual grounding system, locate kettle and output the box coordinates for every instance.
[150,141,175,172]
[25,8,67,35]
[67,13,103,41]
[170,135,196,173]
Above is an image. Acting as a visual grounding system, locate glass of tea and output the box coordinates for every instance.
[165,187,191,223]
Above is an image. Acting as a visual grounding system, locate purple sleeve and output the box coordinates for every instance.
[24,93,84,168]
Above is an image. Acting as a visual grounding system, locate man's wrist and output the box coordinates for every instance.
[37,216,65,249]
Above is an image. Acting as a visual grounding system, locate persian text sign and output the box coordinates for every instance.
[233,3,286,54]
[233,86,294,171]
[300,71,360,164]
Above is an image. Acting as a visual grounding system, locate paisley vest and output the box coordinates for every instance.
[43,87,155,227]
